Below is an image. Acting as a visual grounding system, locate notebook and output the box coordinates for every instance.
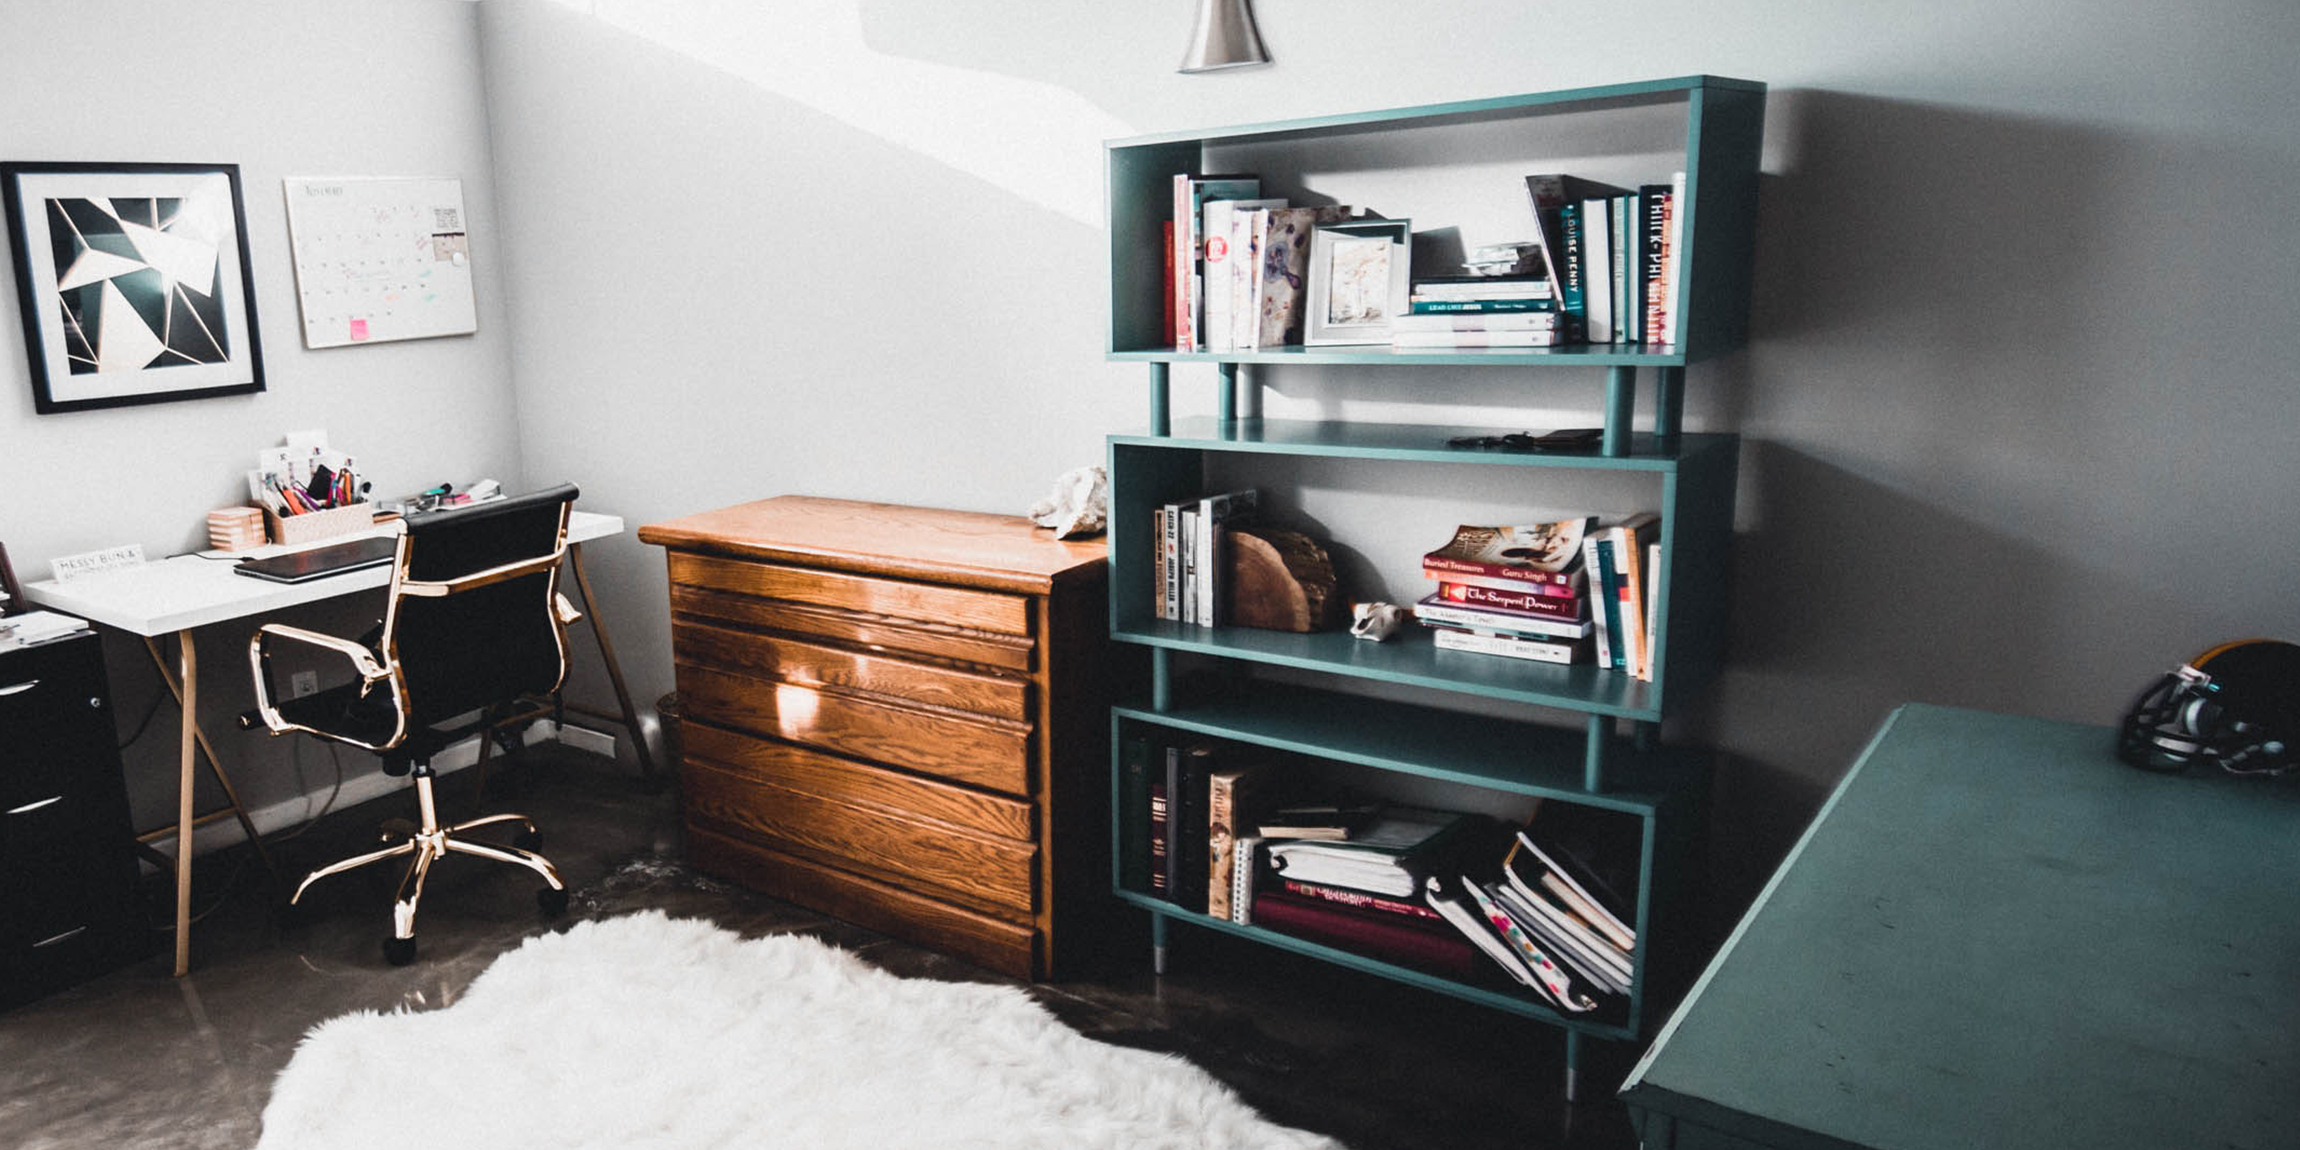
[233,536,397,584]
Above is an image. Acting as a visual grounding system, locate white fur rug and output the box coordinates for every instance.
[258,911,1335,1149]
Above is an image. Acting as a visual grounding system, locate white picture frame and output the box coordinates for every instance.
[1305,218,1411,346]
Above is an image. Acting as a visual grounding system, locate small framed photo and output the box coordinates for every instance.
[1,161,265,414]
[1305,218,1411,345]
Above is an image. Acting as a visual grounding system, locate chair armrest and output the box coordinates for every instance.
[245,623,394,736]
[256,623,390,681]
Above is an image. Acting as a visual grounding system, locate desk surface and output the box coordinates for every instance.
[1619,703,2300,1150]
[23,510,622,636]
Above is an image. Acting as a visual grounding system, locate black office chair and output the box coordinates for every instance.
[244,484,582,965]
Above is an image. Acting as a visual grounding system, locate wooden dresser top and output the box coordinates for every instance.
[638,496,1107,595]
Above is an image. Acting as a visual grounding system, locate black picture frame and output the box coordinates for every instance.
[1,161,265,414]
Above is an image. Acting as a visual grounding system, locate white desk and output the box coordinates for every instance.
[22,510,655,976]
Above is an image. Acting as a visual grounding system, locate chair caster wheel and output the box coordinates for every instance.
[537,886,569,919]
[514,825,541,851]
[384,935,417,966]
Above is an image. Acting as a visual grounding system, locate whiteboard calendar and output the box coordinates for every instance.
[283,177,478,349]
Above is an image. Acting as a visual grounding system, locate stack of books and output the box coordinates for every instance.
[1257,806,1496,980]
[208,506,267,552]
[1150,488,1257,627]
[1413,521,1597,665]
[1423,803,1638,1014]
[1394,274,1576,349]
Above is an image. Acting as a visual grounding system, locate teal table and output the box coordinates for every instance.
[1619,703,2300,1149]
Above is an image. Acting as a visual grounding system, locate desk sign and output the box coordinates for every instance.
[50,544,145,583]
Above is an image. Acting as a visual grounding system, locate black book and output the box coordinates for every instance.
[1121,735,1151,894]
[1159,747,1181,901]
[1173,742,1216,914]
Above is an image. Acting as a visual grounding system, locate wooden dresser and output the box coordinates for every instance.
[638,496,1111,979]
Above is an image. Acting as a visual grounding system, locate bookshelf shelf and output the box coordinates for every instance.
[1103,74,1762,1100]
[1110,888,1641,1040]
[1113,682,1697,809]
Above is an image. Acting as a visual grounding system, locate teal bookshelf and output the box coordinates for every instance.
[1103,76,1763,1099]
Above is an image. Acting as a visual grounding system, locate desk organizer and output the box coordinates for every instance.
[266,502,376,546]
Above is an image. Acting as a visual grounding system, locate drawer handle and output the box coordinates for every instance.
[6,795,63,816]
[0,679,38,696]
[32,926,88,949]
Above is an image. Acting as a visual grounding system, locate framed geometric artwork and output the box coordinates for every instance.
[1,161,265,414]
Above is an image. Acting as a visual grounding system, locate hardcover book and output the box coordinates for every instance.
[1280,878,1446,923]
[1411,594,1592,639]
[1172,175,1261,351]
[1255,205,1358,349]
[1522,174,1626,318]
[1423,520,1593,585]
[1193,489,1259,627]
[1207,764,1265,919]
[1430,628,1589,665]
[1121,735,1152,893]
[1429,579,1587,621]
[1253,889,1482,982]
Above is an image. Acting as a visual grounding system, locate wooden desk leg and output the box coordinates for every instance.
[173,629,196,977]
[565,543,659,781]
[141,637,280,886]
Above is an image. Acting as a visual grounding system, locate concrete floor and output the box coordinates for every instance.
[0,745,1641,1149]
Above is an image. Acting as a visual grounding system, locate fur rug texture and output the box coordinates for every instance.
[258,911,1336,1149]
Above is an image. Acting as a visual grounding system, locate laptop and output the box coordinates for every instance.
[234,536,398,584]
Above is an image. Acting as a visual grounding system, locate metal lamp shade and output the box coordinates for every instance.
[1179,0,1270,73]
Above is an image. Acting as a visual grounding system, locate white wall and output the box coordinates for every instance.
[476,0,2300,910]
[0,0,520,824]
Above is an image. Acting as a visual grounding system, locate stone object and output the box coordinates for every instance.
[1024,466,1108,539]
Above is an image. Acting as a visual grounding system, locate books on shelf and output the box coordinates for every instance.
[1422,520,1592,587]
[1264,808,1486,899]
[1391,329,1573,349]
[1156,488,1260,626]
[1509,810,1636,952]
[1411,594,1591,640]
[1206,763,1268,919]
[1257,802,1379,840]
[1579,512,1660,680]
[1255,887,1484,981]
[1430,627,1589,665]
[1462,878,1598,1012]
[1203,197,1286,353]
[1392,312,1573,333]
[1278,878,1446,923]
[1170,175,1262,352]
[1522,174,1626,319]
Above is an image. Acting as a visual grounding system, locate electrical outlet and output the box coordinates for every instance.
[290,670,319,698]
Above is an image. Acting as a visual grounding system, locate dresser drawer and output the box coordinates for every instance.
[673,620,1030,723]
[668,552,1030,636]
[676,664,1031,795]
[683,754,1037,919]
[683,722,1033,841]
[0,640,117,810]
[670,584,1036,673]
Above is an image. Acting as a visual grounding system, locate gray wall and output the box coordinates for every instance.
[0,0,521,827]
[476,0,2300,913]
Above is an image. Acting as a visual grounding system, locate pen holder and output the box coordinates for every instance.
[266,502,376,546]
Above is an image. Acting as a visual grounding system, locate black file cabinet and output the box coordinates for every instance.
[2,630,149,1009]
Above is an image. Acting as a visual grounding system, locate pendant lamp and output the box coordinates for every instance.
[1179,0,1271,73]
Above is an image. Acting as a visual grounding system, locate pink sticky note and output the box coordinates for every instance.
[349,318,369,341]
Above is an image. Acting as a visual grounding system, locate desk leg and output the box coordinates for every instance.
[173,630,196,977]
[565,543,659,781]
[141,637,279,886]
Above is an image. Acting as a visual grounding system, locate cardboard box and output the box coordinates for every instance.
[266,502,376,546]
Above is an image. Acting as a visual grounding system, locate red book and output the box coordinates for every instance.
[1280,879,1445,923]
[1432,580,1587,623]
[1252,890,1481,981]
[1161,219,1177,347]
[1423,567,1583,599]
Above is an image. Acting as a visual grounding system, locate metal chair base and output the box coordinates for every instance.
[287,766,565,962]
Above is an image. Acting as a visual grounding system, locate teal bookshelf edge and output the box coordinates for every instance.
[1113,620,1663,721]
[1106,75,1764,150]
[1110,681,1699,811]
[1111,888,1642,1040]
[1111,418,1735,471]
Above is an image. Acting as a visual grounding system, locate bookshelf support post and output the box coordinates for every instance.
[1583,714,1611,793]
[1217,362,1239,423]
[1565,1029,1584,1102]
[1602,367,1636,457]
[1237,364,1261,419]
[1151,647,1173,713]
[1148,363,1171,436]
[1654,366,1684,452]
[1151,910,1169,975]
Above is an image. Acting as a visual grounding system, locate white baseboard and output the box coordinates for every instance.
[147,720,618,863]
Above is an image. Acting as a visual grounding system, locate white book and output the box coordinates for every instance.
[1431,627,1584,665]
[1411,596,1592,640]
[1391,312,1568,332]
[1663,170,1686,344]
[1580,197,1613,342]
[1390,330,1565,348]
[1178,507,1197,625]
[1230,836,1260,924]
[1193,489,1257,627]
[1424,878,1549,1000]
[1203,198,1284,352]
